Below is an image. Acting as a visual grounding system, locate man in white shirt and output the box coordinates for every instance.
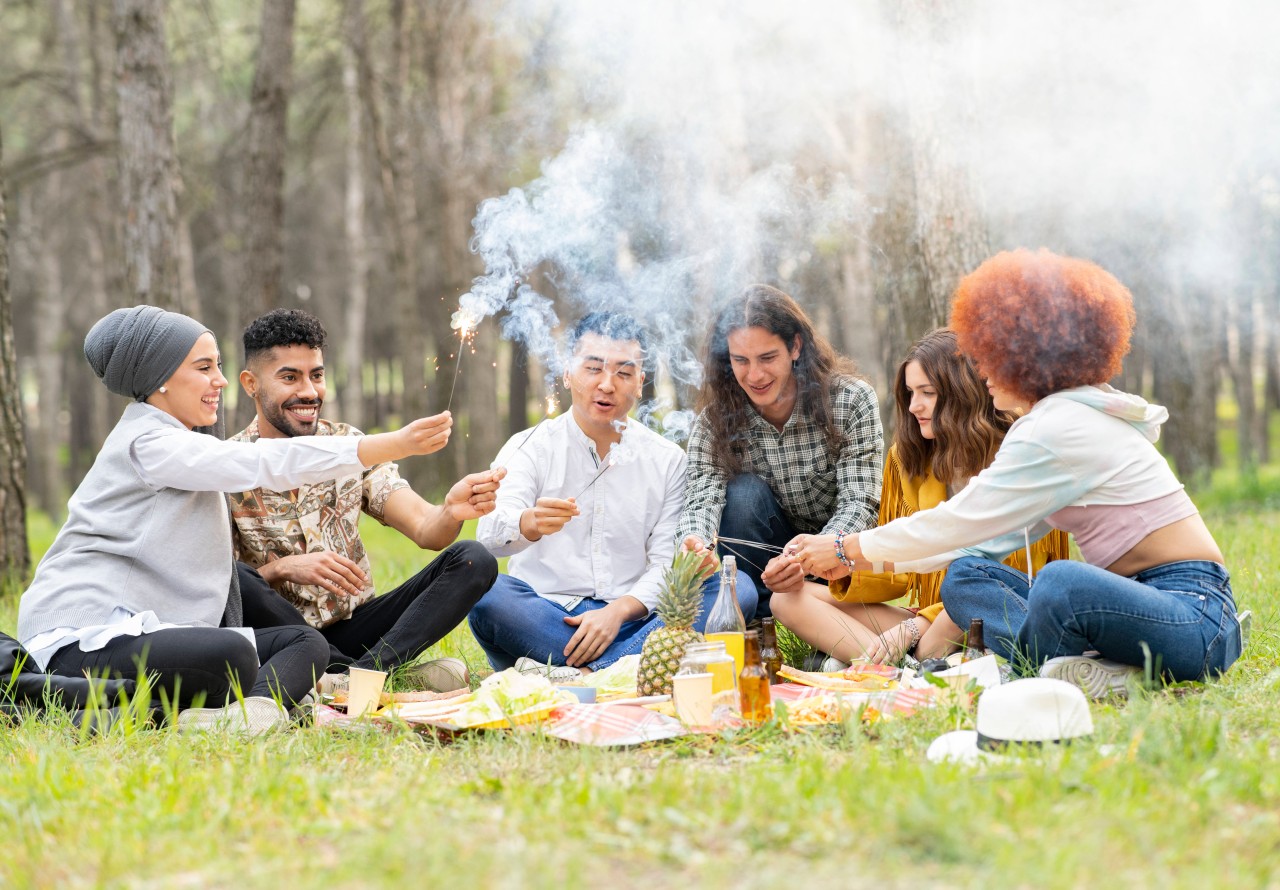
[472,312,757,677]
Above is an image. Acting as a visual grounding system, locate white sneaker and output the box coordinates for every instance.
[820,656,850,673]
[400,657,470,692]
[176,696,289,735]
[513,656,585,684]
[1039,655,1142,699]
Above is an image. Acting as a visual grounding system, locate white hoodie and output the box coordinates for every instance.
[858,385,1189,574]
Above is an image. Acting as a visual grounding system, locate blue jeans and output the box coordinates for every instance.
[941,557,1241,681]
[468,571,759,672]
[718,474,798,619]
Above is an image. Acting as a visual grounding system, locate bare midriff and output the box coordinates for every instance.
[1104,514,1225,577]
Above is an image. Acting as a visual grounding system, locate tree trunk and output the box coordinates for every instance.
[241,0,297,317]
[113,0,181,309]
[1228,287,1258,476]
[0,124,30,585]
[339,5,369,430]
[874,0,991,374]
[1149,280,1219,488]
[56,0,116,468]
[508,341,530,438]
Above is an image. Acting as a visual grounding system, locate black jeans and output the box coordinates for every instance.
[45,624,329,709]
[237,539,497,673]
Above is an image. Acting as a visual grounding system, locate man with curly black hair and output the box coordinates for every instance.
[228,308,504,693]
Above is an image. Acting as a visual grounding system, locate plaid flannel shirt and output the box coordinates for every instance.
[675,376,883,545]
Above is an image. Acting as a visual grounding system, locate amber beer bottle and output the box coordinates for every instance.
[962,618,986,662]
[758,617,783,684]
[738,630,772,723]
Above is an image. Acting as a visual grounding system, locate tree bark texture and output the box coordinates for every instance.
[0,124,31,583]
[113,0,181,309]
[339,3,369,430]
[242,0,297,317]
[873,0,991,374]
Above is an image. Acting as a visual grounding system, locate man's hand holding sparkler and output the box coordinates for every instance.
[760,550,805,594]
[679,535,720,576]
[444,467,507,521]
[519,496,580,542]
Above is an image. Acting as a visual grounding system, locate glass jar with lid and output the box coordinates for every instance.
[676,640,737,696]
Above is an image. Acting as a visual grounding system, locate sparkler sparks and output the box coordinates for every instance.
[445,306,483,412]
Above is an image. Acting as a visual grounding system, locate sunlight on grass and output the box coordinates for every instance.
[4,488,1280,887]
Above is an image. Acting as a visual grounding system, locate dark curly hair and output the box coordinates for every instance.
[698,284,858,475]
[893,329,1016,485]
[949,249,1136,405]
[243,309,328,365]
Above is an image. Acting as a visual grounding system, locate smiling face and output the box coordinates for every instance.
[726,326,801,422]
[903,360,939,441]
[146,332,227,429]
[565,332,645,441]
[241,343,326,438]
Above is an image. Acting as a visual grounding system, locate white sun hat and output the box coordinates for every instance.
[926,677,1094,765]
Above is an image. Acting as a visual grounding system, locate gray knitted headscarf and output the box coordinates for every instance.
[84,305,212,401]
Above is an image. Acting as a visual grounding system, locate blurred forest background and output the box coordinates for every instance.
[2,0,1279,584]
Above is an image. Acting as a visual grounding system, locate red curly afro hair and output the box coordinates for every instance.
[949,249,1136,404]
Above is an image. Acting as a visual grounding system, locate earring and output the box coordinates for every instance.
[158,386,167,394]
[791,359,799,369]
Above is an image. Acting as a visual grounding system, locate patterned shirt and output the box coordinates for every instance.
[227,418,409,628]
[675,376,884,545]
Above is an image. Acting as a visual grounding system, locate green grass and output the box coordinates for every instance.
[4,502,1280,888]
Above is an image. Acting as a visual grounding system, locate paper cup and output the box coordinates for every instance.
[673,672,714,727]
[346,667,388,717]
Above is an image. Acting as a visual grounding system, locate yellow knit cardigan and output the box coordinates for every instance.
[828,446,1071,623]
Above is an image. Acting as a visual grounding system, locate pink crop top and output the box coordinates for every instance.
[1047,489,1198,569]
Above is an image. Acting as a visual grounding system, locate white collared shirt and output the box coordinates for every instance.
[477,412,687,613]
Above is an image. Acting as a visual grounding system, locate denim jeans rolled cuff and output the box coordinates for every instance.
[1015,558,1240,681]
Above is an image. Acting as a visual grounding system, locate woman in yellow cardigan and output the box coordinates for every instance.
[768,329,1069,666]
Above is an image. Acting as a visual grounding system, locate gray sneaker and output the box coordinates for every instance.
[514,656,585,684]
[1039,655,1142,699]
[176,696,289,735]
[820,656,851,673]
[400,657,471,692]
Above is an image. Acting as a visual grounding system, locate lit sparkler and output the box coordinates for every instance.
[445,306,482,412]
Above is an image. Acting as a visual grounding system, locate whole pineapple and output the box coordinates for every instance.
[637,551,714,696]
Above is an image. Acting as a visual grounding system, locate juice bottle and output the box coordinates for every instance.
[738,631,772,724]
[704,555,747,676]
[758,616,783,684]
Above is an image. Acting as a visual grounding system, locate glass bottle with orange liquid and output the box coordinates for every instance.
[738,630,772,724]
[704,555,746,675]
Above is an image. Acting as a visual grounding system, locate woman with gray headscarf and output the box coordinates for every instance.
[17,306,455,733]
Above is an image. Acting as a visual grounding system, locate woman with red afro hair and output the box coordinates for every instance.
[789,249,1241,697]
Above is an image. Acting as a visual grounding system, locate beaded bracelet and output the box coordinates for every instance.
[902,617,922,653]
[834,530,851,567]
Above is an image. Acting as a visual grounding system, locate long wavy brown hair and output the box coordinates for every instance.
[893,329,1016,486]
[698,284,858,475]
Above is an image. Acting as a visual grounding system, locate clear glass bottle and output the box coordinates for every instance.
[704,555,747,675]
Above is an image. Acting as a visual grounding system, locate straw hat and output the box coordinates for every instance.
[926,677,1094,765]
